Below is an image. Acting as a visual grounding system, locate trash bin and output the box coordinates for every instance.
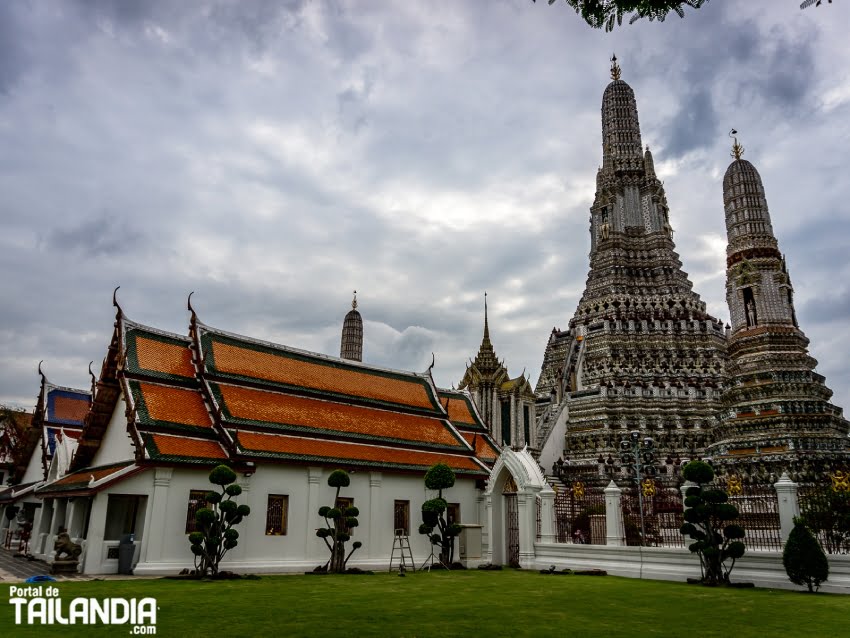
[118,533,135,575]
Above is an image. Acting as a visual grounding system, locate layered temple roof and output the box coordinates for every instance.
[438,389,500,464]
[7,367,91,484]
[65,297,491,478]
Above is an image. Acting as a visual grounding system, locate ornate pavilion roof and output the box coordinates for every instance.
[437,389,500,465]
[64,294,491,479]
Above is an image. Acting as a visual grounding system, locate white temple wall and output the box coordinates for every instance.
[108,463,485,576]
[90,395,134,467]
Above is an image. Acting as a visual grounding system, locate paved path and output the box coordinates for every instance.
[0,546,87,582]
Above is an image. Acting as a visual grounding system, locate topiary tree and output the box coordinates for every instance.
[188,465,250,578]
[679,460,746,585]
[316,469,362,573]
[419,463,462,567]
[783,517,829,593]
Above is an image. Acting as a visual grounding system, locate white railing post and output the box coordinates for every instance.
[604,480,625,546]
[774,472,799,544]
[539,486,556,543]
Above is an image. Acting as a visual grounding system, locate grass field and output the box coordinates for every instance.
[2,570,848,637]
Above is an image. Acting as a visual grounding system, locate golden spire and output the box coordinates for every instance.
[610,54,621,81]
[730,129,744,160]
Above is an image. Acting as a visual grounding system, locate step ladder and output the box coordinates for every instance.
[389,530,416,573]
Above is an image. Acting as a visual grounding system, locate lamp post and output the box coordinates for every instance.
[619,431,657,546]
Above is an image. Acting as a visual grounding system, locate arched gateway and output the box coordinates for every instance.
[484,447,554,566]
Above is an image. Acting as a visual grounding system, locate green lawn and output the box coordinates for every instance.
[2,570,847,637]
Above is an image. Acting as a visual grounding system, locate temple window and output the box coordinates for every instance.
[501,401,511,445]
[185,490,208,534]
[523,405,531,444]
[393,500,410,536]
[265,494,289,536]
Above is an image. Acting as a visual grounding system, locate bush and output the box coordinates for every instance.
[679,461,746,585]
[316,470,362,573]
[783,518,829,593]
[420,464,460,566]
[187,465,250,578]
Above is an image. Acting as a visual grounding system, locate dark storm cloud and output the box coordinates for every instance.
[1,0,849,412]
[639,7,819,159]
[43,213,145,257]
[0,4,30,95]
[665,89,719,160]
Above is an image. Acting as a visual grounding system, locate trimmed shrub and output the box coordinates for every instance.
[187,464,250,578]
[419,463,460,566]
[783,518,829,593]
[679,461,746,585]
[316,470,362,573]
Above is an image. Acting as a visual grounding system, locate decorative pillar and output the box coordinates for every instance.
[484,493,493,562]
[142,467,173,566]
[604,480,625,546]
[510,394,517,447]
[774,472,799,544]
[46,499,68,559]
[81,494,111,574]
[476,492,487,550]
[368,472,382,558]
[305,467,323,557]
[35,499,54,556]
[538,485,556,543]
[517,492,535,563]
[65,499,79,540]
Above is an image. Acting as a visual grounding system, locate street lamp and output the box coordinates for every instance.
[619,430,657,546]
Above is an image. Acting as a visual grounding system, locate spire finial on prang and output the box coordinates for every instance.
[483,291,490,340]
[352,290,358,310]
[729,129,744,160]
[610,54,621,81]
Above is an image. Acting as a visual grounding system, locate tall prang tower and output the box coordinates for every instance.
[534,57,728,473]
[340,291,363,362]
[708,137,849,480]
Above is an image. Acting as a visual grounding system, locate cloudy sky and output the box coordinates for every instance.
[2,0,850,414]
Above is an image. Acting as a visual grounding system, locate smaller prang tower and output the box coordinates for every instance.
[710,135,850,481]
[459,294,536,448]
[340,291,363,362]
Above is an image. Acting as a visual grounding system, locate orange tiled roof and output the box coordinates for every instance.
[132,332,195,378]
[443,396,483,428]
[48,461,133,488]
[51,395,90,423]
[460,431,499,462]
[215,383,464,449]
[236,430,486,474]
[145,433,227,461]
[133,382,213,429]
[205,336,437,411]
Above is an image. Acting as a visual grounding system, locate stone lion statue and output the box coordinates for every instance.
[54,532,82,561]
